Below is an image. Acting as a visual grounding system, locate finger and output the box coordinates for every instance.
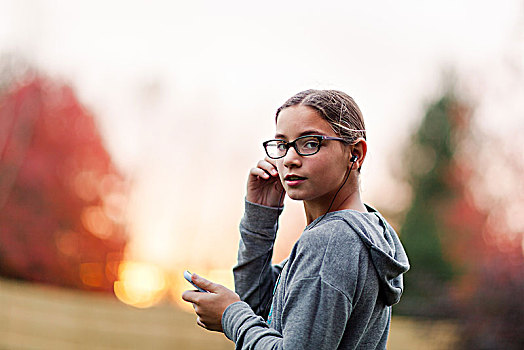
[257,159,279,177]
[196,317,206,329]
[250,167,271,180]
[181,290,200,304]
[264,156,278,169]
[192,274,221,293]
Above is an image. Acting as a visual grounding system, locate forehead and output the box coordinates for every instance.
[275,105,334,138]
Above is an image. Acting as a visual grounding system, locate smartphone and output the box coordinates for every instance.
[184,270,209,293]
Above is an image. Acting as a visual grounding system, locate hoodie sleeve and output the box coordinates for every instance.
[222,277,351,350]
[233,200,285,317]
[222,218,360,349]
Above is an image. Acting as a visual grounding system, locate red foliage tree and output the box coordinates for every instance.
[431,92,524,348]
[0,75,127,293]
[398,83,524,347]
[444,141,524,349]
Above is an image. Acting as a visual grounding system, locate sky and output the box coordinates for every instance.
[1,0,523,272]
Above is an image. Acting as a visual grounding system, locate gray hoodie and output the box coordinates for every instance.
[222,200,410,349]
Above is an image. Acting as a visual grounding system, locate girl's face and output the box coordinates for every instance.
[275,105,351,205]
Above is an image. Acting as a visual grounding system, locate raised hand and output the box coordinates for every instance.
[246,157,285,207]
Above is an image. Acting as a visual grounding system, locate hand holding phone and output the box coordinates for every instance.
[184,270,209,293]
[181,271,241,332]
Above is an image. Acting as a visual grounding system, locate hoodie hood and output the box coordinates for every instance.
[333,205,410,306]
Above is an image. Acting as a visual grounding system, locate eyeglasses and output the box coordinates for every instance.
[263,135,347,159]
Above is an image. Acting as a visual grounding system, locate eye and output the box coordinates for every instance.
[302,138,320,150]
[276,142,288,151]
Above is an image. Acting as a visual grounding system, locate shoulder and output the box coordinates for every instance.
[298,214,365,252]
[290,215,370,277]
[288,214,376,297]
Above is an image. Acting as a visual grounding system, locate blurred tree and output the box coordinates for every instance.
[446,138,524,349]
[455,248,524,349]
[0,71,128,293]
[396,78,524,347]
[396,86,462,317]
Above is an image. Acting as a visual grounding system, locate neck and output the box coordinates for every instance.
[303,184,367,225]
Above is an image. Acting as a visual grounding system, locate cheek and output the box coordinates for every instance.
[314,157,348,181]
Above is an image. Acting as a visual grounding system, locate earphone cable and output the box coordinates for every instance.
[308,159,356,230]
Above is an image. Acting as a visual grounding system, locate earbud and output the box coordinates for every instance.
[350,155,358,163]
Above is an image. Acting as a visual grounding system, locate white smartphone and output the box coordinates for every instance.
[183,270,209,293]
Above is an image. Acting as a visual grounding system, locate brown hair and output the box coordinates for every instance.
[275,89,366,143]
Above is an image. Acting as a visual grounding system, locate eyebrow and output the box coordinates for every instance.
[274,130,327,139]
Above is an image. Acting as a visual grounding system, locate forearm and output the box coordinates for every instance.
[222,277,351,350]
[234,200,283,316]
[222,301,283,349]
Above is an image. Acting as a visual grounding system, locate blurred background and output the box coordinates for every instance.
[1,0,523,349]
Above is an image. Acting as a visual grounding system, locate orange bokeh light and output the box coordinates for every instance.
[114,261,168,308]
[81,206,113,239]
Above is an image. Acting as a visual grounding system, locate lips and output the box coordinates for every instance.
[285,175,307,181]
[284,174,307,186]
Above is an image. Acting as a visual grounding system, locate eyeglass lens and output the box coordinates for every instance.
[265,136,321,158]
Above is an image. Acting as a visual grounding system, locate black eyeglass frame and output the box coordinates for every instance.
[262,135,348,159]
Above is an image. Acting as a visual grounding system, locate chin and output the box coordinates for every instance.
[284,189,311,201]
[286,193,303,201]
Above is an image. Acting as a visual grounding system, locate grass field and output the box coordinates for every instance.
[0,278,457,349]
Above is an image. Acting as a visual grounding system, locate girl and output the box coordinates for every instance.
[182,89,410,349]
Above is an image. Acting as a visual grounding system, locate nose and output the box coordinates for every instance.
[282,145,302,168]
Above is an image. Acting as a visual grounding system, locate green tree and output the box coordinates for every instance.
[397,87,462,317]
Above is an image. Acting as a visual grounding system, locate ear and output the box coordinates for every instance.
[350,138,367,171]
